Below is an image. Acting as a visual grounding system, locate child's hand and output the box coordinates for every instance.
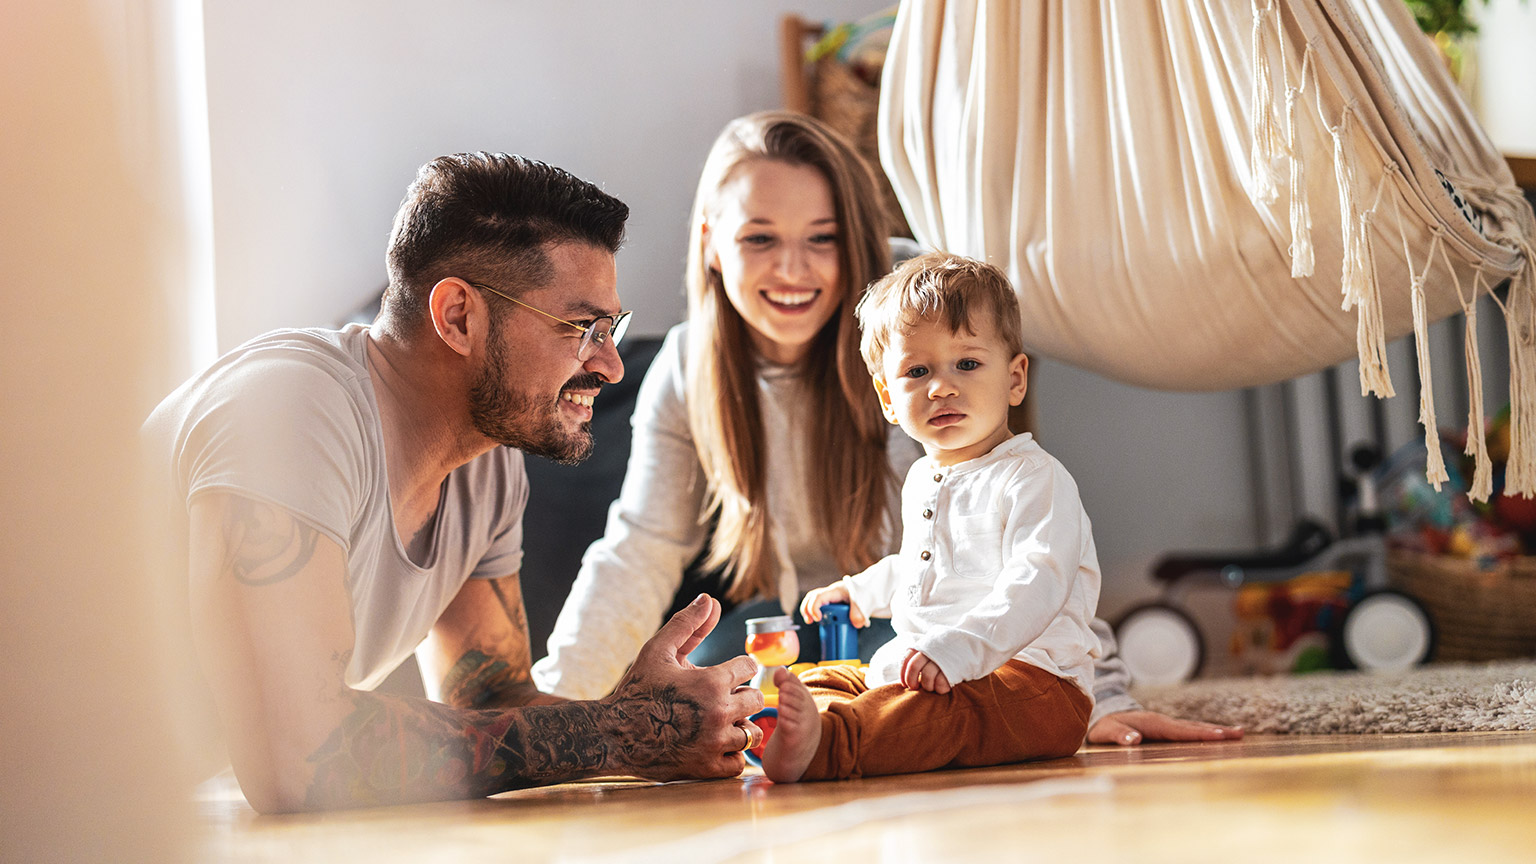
[900,650,952,694]
[798,581,868,627]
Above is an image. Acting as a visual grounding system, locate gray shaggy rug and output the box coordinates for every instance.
[1134,660,1536,733]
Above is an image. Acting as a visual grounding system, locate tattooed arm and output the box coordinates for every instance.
[416,573,566,708]
[187,493,764,813]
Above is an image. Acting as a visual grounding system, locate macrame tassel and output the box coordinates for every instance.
[1331,118,1360,311]
[1285,85,1314,278]
[1249,0,1283,203]
[1411,277,1447,490]
[1353,209,1394,398]
[1503,248,1536,497]
[1463,300,1492,502]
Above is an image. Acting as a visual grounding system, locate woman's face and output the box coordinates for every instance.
[705,159,842,365]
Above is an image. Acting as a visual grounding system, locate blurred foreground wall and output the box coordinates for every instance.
[1,1,213,860]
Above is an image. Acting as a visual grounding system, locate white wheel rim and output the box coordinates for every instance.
[1118,609,1201,686]
[1344,594,1431,672]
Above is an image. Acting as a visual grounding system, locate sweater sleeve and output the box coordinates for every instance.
[841,554,904,619]
[1088,616,1142,724]
[913,459,1089,685]
[532,327,709,699]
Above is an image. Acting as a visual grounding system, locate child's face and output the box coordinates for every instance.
[872,316,1027,467]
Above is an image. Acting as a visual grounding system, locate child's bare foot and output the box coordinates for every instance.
[761,667,821,783]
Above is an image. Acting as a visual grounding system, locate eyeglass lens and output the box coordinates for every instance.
[577,315,628,361]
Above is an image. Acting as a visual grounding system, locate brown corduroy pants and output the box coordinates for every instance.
[797,659,1092,781]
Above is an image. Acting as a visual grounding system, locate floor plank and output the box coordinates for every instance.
[198,732,1536,863]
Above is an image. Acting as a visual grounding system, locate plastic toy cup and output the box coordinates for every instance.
[818,603,859,662]
[744,615,800,667]
[743,615,799,768]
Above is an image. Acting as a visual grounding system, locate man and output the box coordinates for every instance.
[146,153,763,813]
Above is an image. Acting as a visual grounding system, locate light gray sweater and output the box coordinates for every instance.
[532,324,1139,724]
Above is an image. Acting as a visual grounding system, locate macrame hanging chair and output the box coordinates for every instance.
[878,0,1536,500]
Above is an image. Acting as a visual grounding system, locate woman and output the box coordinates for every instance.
[532,111,1236,746]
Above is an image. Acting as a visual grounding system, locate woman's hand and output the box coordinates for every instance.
[798,581,868,627]
[1087,710,1243,746]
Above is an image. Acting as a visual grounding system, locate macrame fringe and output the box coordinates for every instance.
[1250,0,1283,204]
[1332,115,1360,311]
[1353,207,1394,398]
[1285,50,1314,277]
[1502,244,1536,497]
[1410,275,1447,489]
[1463,292,1492,502]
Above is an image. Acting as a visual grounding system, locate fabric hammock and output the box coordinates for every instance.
[878,0,1536,499]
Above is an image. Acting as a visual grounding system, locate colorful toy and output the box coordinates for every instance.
[742,605,864,766]
[1116,444,1436,684]
[742,615,798,767]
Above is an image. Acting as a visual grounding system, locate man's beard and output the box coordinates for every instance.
[468,324,597,465]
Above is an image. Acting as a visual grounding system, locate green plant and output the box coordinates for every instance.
[1404,0,1483,36]
[1404,0,1527,36]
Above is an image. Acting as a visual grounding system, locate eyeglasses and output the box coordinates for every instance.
[469,281,631,362]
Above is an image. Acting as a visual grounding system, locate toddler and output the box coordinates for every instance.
[762,252,1103,782]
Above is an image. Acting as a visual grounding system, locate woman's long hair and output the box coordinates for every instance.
[684,111,896,603]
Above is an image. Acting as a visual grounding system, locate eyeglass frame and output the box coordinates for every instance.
[468,280,631,361]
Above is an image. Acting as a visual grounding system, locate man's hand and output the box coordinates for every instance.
[1087,710,1244,746]
[799,580,869,627]
[596,594,764,780]
[899,649,952,694]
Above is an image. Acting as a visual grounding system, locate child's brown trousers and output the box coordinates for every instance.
[797,659,1091,781]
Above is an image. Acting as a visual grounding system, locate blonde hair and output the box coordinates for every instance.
[856,252,1025,376]
[685,111,895,602]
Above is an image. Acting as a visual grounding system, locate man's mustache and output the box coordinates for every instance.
[561,372,607,392]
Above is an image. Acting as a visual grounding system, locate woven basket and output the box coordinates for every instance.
[810,57,912,239]
[1388,550,1536,662]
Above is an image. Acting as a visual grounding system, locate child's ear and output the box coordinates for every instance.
[1008,353,1029,407]
[872,375,901,424]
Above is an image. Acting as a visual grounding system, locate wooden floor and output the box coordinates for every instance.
[197,731,1536,863]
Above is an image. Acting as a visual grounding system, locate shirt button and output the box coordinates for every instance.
[933,474,943,483]
[920,550,932,561]
[923,509,934,519]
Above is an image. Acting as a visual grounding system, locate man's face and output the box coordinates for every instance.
[468,242,624,464]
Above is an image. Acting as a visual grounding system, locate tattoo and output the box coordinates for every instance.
[220,498,318,586]
[597,681,705,772]
[442,649,516,708]
[440,576,537,709]
[303,692,610,809]
[302,667,715,807]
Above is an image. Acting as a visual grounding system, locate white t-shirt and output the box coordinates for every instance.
[844,433,1103,696]
[145,324,528,689]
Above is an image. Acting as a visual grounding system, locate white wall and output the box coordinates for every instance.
[204,0,892,346]
[1473,0,1536,155]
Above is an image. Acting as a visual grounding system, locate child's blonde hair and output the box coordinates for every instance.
[856,252,1025,374]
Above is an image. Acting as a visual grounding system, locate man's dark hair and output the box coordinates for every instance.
[381,152,628,329]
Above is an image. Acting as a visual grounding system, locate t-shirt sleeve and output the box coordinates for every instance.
[172,354,371,552]
[468,448,529,579]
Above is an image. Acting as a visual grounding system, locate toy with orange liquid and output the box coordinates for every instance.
[742,605,863,766]
[741,615,797,767]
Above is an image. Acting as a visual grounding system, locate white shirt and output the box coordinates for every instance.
[844,433,1103,696]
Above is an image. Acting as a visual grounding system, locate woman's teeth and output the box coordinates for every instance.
[561,392,594,407]
[765,290,815,306]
